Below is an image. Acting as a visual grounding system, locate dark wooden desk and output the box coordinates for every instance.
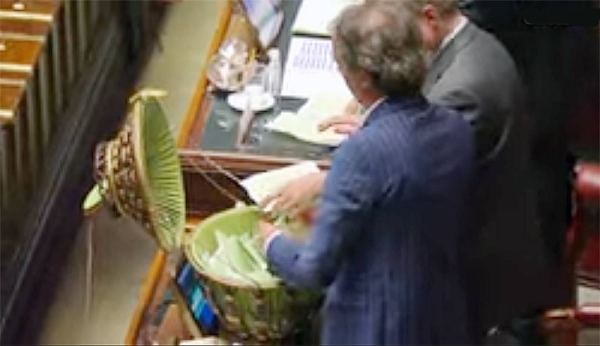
[177,0,333,219]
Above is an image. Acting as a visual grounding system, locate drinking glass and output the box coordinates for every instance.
[244,63,267,107]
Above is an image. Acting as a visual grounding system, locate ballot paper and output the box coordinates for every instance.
[280,36,352,99]
[240,161,321,205]
[265,93,353,146]
[291,0,364,37]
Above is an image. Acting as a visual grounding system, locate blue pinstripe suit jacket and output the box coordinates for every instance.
[267,96,475,345]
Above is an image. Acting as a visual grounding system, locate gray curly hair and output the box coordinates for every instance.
[331,0,426,97]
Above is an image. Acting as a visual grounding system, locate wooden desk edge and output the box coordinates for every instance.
[176,0,233,149]
[125,249,167,345]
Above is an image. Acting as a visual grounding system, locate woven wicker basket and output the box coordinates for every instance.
[91,89,185,251]
[184,206,322,344]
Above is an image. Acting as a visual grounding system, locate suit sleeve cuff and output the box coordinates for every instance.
[263,229,283,253]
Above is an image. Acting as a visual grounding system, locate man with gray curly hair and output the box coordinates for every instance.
[263,0,561,344]
[259,1,475,344]
[330,1,426,99]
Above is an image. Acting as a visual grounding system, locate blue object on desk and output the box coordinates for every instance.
[177,262,219,334]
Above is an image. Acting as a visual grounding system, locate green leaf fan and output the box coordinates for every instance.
[83,89,185,251]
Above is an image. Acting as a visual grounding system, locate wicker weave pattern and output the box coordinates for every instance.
[185,207,322,344]
[91,90,185,251]
[95,121,153,232]
[202,276,319,343]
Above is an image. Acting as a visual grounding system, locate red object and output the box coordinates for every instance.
[574,163,600,205]
[566,163,600,287]
[544,162,600,345]
[574,304,600,326]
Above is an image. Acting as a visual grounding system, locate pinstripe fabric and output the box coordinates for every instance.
[267,96,475,345]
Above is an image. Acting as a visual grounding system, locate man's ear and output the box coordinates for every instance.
[421,4,439,25]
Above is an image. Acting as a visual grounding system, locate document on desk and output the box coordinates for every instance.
[281,36,352,99]
[292,0,363,37]
[265,93,353,147]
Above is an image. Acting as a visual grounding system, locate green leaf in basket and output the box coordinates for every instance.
[241,236,268,271]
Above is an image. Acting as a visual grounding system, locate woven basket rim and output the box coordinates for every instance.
[96,93,183,250]
[184,206,284,290]
[132,94,183,249]
[131,98,156,231]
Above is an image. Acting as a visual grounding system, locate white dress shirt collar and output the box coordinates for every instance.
[436,15,468,56]
[361,97,387,121]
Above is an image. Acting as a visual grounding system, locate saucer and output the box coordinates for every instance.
[227,92,275,113]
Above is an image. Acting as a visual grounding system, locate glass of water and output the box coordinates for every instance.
[244,63,267,107]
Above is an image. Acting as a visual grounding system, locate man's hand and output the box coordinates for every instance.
[318,98,363,135]
[258,220,279,253]
[259,220,277,242]
[259,171,327,217]
[318,114,363,135]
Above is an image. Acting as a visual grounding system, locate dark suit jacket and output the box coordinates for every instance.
[423,21,561,334]
[267,97,475,345]
[460,0,599,271]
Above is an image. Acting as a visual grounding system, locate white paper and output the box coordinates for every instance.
[265,112,347,147]
[291,0,363,37]
[265,93,352,146]
[240,161,321,205]
[281,36,352,99]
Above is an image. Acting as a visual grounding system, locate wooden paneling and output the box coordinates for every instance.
[0,126,16,225]
[25,70,42,183]
[0,1,59,16]
[0,84,24,122]
[0,1,170,343]
[13,103,30,197]
[75,0,89,64]
[0,70,29,80]
[62,0,77,85]
[0,39,42,66]
[37,43,54,146]
[0,18,51,37]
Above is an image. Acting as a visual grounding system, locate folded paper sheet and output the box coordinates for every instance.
[265,94,353,146]
[240,161,321,205]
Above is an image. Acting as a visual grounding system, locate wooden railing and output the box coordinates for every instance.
[0,0,112,263]
[0,1,169,343]
[0,0,95,266]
